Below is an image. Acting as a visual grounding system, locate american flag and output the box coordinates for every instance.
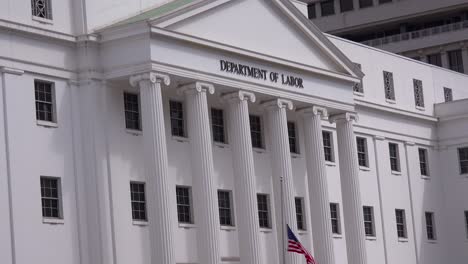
[287,225,317,264]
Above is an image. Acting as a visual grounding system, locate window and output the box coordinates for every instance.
[425,212,436,240]
[444,87,453,102]
[459,147,468,174]
[176,186,192,224]
[130,182,147,221]
[418,148,429,176]
[295,197,306,230]
[170,101,185,137]
[288,122,299,154]
[395,209,407,238]
[35,80,55,123]
[363,206,375,237]
[353,63,363,93]
[218,190,233,226]
[40,177,62,219]
[257,194,270,228]
[340,0,354,12]
[383,71,395,101]
[389,143,400,172]
[356,137,368,167]
[448,50,464,73]
[124,92,141,130]
[330,203,341,234]
[359,0,373,8]
[427,53,442,67]
[31,0,53,20]
[211,108,226,143]
[413,79,425,108]
[320,0,335,16]
[307,3,316,19]
[379,0,392,4]
[465,211,468,239]
[322,131,334,162]
[250,115,263,149]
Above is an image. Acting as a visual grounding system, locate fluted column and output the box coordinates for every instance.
[330,113,367,264]
[263,98,299,264]
[178,82,220,264]
[223,91,262,264]
[300,106,335,264]
[130,72,175,264]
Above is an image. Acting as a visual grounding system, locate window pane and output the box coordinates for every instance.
[444,87,453,102]
[211,108,226,143]
[363,206,375,236]
[307,4,316,19]
[357,137,368,167]
[419,148,429,176]
[389,143,400,172]
[40,177,61,219]
[218,190,233,226]
[130,182,147,221]
[413,79,425,108]
[250,115,263,149]
[459,148,468,174]
[340,0,354,12]
[288,122,298,154]
[448,50,464,73]
[31,0,53,20]
[323,131,334,162]
[295,197,305,230]
[176,186,192,223]
[395,209,407,238]
[321,0,335,16]
[330,203,341,234]
[427,53,442,67]
[170,101,185,137]
[425,212,436,240]
[257,194,270,228]
[35,80,55,122]
[359,0,373,8]
[383,71,395,100]
[124,93,141,130]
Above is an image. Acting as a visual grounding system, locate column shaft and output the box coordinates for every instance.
[264,99,299,264]
[130,73,175,264]
[224,91,262,264]
[180,83,220,264]
[301,107,335,264]
[331,113,367,264]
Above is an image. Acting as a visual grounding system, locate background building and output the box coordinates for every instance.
[0,1,467,264]
[292,0,468,74]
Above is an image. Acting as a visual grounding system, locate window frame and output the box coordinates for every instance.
[330,203,341,235]
[295,197,306,231]
[425,211,436,241]
[31,0,53,20]
[389,143,400,172]
[418,148,429,177]
[427,53,442,67]
[320,0,335,16]
[448,49,465,73]
[249,114,264,149]
[123,92,141,131]
[218,190,234,227]
[288,121,299,154]
[211,108,227,144]
[257,193,271,229]
[130,181,147,222]
[363,206,376,237]
[40,176,63,220]
[176,186,193,224]
[443,87,453,102]
[340,0,354,12]
[383,71,395,101]
[356,137,369,168]
[458,147,468,175]
[34,79,57,124]
[323,131,335,163]
[413,79,425,108]
[169,100,186,138]
[395,209,408,239]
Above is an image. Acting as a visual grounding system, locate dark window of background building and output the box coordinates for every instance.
[379,0,392,4]
[307,3,316,19]
[340,0,354,12]
[427,53,442,67]
[448,50,464,73]
[321,0,335,16]
[359,0,373,8]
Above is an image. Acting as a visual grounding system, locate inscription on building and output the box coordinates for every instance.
[220,60,304,88]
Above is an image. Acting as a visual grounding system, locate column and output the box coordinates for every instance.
[300,106,335,264]
[130,72,176,264]
[330,113,367,264]
[223,91,262,264]
[178,82,220,264]
[263,98,299,264]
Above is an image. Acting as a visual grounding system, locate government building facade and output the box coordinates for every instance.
[1,1,468,264]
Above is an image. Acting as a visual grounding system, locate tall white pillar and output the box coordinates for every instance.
[223,91,262,264]
[263,98,299,264]
[330,113,367,264]
[178,82,220,264]
[130,72,176,264]
[300,106,336,264]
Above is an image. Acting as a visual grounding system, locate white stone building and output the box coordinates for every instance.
[0,1,467,264]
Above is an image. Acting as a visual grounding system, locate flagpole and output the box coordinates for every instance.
[280,175,286,264]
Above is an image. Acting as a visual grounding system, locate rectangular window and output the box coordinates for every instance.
[320,0,335,16]
[465,211,468,239]
[363,206,375,237]
[40,177,62,219]
[295,197,306,230]
[31,0,53,20]
[250,115,263,149]
[176,186,192,224]
[413,79,425,108]
[323,131,334,162]
[130,182,147,221]
[444,87,453,102]
[459,147,468,174]
[395,209,407,238]
[307,3,316,19]
[340,0,354,12]
[218,190,233,226]
[124,92,141,130]
[359,0,373,8]
[389,143,400,172]
[383,71,395,101]
[288,122,299,154]
[448,50,465,73]
[330,203,341,234]
[211,108,226,143]
[257,194,271,228]
[427,53,442,67]
[356,137,368,167]
[35,80,55,123]
[425,212,436,240]
[418,148,429,176]
[379,0,392,4]
[353,63,363,93]
[169,101,185,137]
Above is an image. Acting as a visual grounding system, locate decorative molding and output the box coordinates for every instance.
[373,135,386,141]
[130,72,170,87]
[261,98,294,110]
[0,67,24,75]
[177,82,215,95]
[329,112,359,124]
[405,141,416,146]
[297,106,328,118]
[222,90,256,103]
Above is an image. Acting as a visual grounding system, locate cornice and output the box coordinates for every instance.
[354,98,438,122]
[0,66,24,75]
[0,19,76,43]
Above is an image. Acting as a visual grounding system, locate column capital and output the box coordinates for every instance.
[298,106,328,118]
[177,82,215,95]
[373,135,386,141]
[261,98,293,110]
[222,90,256,103]
[129,72,170,87]
[404,141,416,146]
[329,112,358,124]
